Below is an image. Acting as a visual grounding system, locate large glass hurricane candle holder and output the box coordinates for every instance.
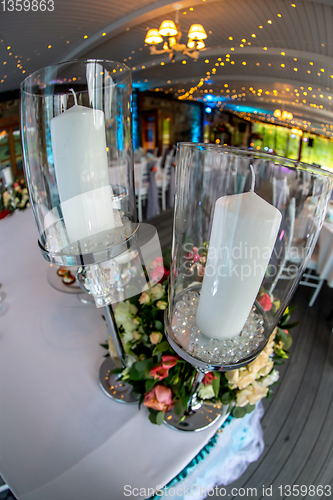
[21,59,138,307]
[164,143,333,430]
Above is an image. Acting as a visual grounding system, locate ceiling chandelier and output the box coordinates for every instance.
[144,10,207,61]
[274,109,293,121]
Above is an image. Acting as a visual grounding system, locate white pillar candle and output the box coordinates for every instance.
[50,99,117,243]
[196,191,282,340]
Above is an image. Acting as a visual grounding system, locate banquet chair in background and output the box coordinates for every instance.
[269,197,324,306]
[135,158,149,221]
[298,245,324,307]
[156,153,173,211]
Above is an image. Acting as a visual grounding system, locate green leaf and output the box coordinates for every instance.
[129,366,142,381]
[276,329,293,350]
[152,341,170,355]
[232,406,247,418]
[221,392,234,405]
[154,320,163,331]
[156,411,165,425]
[148,411,157,425]
[282,321,299,330]
[145,378,156,393]
[245,404,256,414]
[162,248,171,269]
[174,399,185,416]
[211,374,220,398]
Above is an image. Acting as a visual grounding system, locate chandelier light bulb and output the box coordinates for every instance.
[196,40,205,49]
[159,20,178,37]
[187,24,207,40]
[187,40,195,49]
[145,29,163,44]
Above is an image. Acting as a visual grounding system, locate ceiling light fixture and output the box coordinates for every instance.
[144,9,207,61]
[274,109,293,120]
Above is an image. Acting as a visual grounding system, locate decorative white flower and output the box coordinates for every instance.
[108,336,118,359]
[257,360,274,378]
[247,351,270,374]
[198,382,215,400]
[122,331,135,345]
[149,283,165,301]
[156,300,167,310]
[114,302,134,325]
[139,292,150,305]
[261,369,280,387]
[226,366,256,390]
[122,319,137,334]
[150,331,163,344]
[236,381,268,407]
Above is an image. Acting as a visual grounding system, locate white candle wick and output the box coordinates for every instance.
[250,163,255,192]
[69,88,78,106]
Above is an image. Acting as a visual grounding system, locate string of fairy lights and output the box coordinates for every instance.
[1,1,333,139]
[134,1,333,140]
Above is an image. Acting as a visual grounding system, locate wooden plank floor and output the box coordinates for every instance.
[151,209,333,500]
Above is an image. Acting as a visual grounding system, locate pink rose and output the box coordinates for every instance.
[257,292,272,312]
[149,355,178,380]
[202,372,217,386]
[150,365,170,381]
[161,355,178,368]
[152,257,163,268]
[144,385,174,412]
[151,265,165,282]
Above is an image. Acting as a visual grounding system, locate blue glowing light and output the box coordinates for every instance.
[205,107,212,113]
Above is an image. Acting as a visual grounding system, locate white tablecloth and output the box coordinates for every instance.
[0,210,263,499]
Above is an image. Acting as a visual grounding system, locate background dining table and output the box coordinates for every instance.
[0,209,264,500]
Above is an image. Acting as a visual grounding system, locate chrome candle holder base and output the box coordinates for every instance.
[99,357,139,404]
[164,401,228,432]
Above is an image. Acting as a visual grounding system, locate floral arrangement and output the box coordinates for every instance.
[0,178,30,218]
[103,252,295,425]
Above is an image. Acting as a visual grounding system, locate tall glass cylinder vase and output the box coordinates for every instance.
[21,59,138,307]
[164,143,333,430]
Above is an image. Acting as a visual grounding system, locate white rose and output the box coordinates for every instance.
[198,383,215,400]
[139,292,150,305]
[257,360,274,378]
[236,381,268,407]
[149,283,165,301]
[122,331,135,344]
[114,302,132,325]
[125,354,138,367]
[122,319,137,333]
[129,303,138,315]
[225,369,239,389]
[261,369,280,387]
[248,351,270,374]
[156,300,167,310]
[108,336,119,359]
[150,331,163,344]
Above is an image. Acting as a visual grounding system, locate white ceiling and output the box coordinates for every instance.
[1,0,333,136]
